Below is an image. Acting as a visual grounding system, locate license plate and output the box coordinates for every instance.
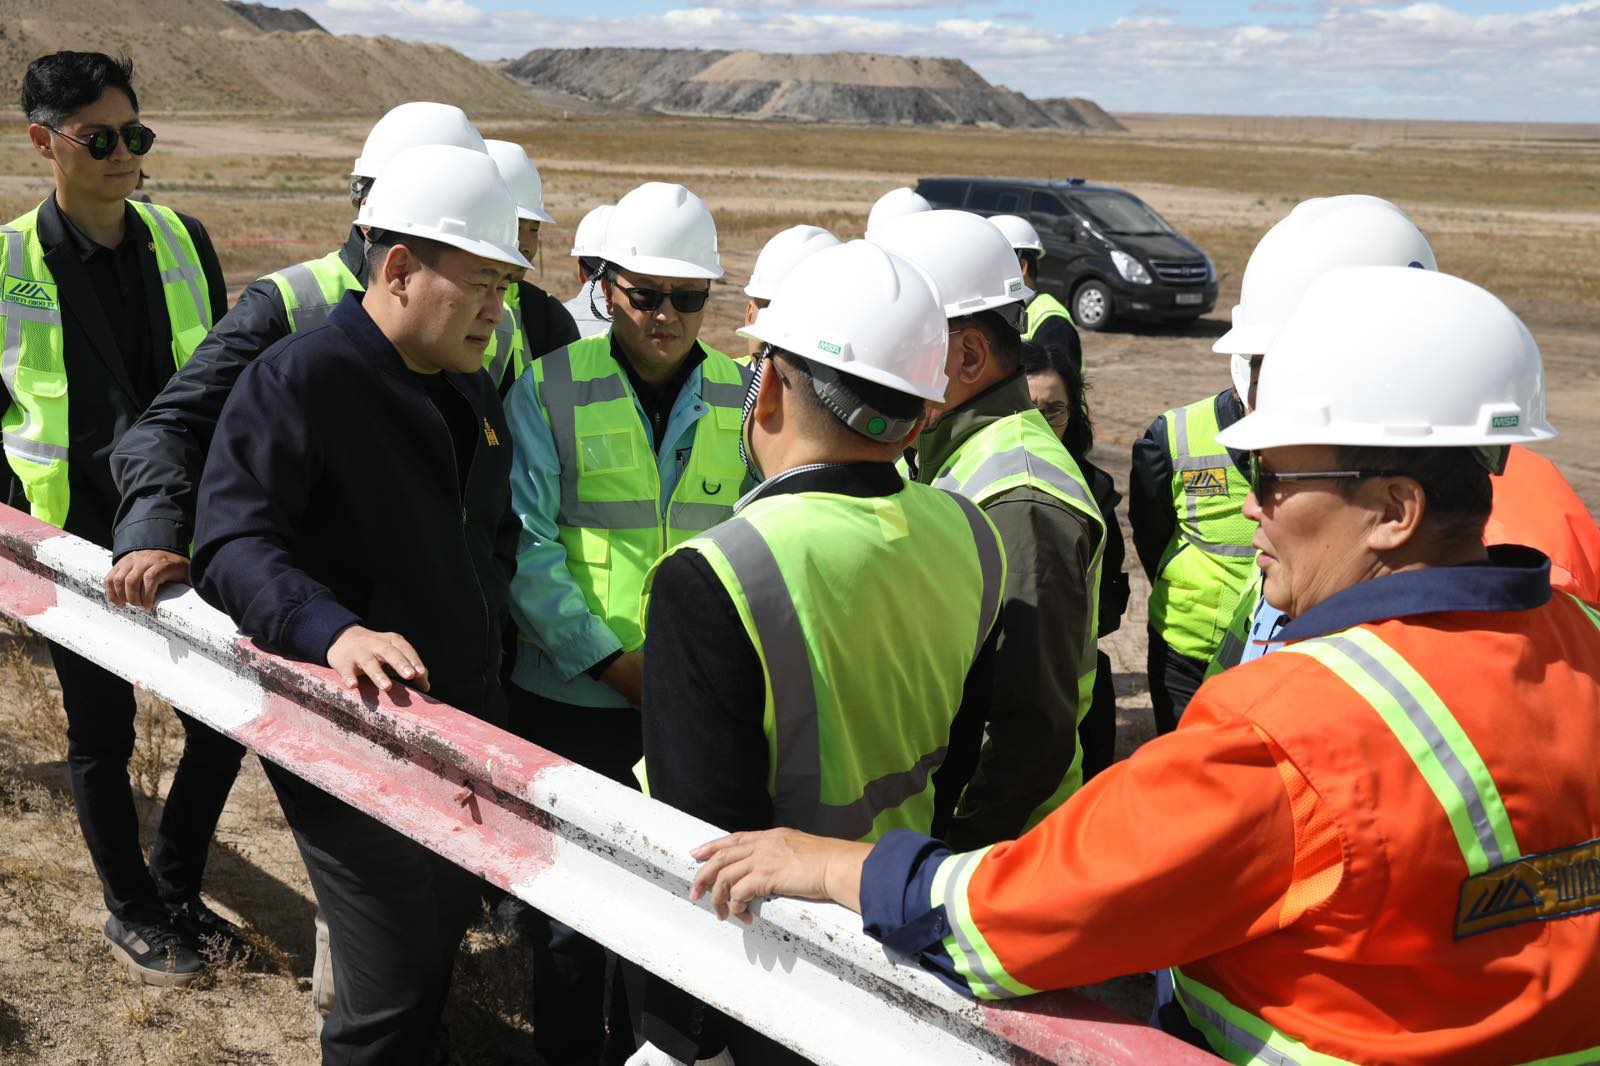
[1175,292,1203,305]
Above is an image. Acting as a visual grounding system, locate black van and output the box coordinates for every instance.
[914,176,1217,331]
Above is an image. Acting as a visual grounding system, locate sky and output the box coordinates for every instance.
[264,0,1599,122]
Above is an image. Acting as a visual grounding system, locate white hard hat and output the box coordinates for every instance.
[599,182,723,280]
[870,209,1030,327]
[355,144,530,269]
[739,239,949,403]
[1216,267,1554,453]
[866,187,931,235]
[989,214,1044,257]
[1214,195,1436,356]
[745,225,840,301]
[570,204,613,258]
[484,140,556,224]
[351,101,486,179]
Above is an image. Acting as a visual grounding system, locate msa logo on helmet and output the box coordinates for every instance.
[3,276,58,312]
[1491,414,1521,429]
[817,340,842,356]
[1007,279,1024,294]
[1182,467,1229,497]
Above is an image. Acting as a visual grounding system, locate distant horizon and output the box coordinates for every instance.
[265,0,1597,124]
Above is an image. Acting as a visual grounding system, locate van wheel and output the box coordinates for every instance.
[1073,280,1113,331]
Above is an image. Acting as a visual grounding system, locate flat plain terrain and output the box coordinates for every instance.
[2,111,1597,1064]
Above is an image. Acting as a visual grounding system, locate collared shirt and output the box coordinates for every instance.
[857,547,1554,1008]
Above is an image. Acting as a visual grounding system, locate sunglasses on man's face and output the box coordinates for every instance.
[1248,453,1404,498]
[48,123,156,160]
[613,281,710,315]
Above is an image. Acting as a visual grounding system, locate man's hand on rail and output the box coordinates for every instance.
[327,625,431,694]
[105,549,190,610]
[690,829,870,923]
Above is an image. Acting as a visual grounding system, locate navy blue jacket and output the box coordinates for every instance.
[192,293,517,724]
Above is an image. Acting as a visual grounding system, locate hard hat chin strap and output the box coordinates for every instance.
[804,360,920,444]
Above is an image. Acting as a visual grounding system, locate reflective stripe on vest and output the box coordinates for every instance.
[2,200,210,527]
[932,408,1107,819]
[1171,618,1600,1066]
[485,282,527,389]
[674,485,1002,841]
[1150,392,1258,660]
[1022,291,1074,340]
[265,250,361,335]
[534,335,748,649]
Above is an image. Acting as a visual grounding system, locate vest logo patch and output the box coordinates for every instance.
[1455,835,1600,939]
[1182,467,1229,497]
[482,418,500,447]
[3,275,57,311]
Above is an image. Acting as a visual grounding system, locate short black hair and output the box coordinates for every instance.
[773,349,925,438]
[363,229,455,281]
[21,52,138,127]
[1019,250,1041,276]
[951,308,1021,373]
[1332,444,1496,544]
[1019,339,1094,460]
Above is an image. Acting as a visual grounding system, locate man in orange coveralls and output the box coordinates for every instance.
[687,265,1600,1066]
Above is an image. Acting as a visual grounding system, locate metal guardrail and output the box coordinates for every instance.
[0,505,1215,1065]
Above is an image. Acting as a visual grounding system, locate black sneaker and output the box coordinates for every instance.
[166,898,250,965]
[104,911,204,987]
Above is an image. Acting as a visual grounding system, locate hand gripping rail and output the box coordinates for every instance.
[0,507,1215,1066]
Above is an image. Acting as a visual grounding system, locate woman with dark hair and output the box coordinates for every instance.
[1018,340,1129,779]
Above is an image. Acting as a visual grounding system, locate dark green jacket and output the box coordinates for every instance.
[912,373,1101,850]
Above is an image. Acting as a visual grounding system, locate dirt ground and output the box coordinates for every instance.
[1,112,1596,1065]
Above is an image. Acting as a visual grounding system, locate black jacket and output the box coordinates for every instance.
[111,227,577,559]
[1128,387,1250,581]
[191,293,517,724]
[0,195,227,545]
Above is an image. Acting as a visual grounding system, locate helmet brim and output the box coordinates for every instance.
[604,252,724,281]
[1212,319,1276,356]
[1215,410,1558,452]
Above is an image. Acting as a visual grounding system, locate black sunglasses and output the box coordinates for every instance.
[614,282,710,315]
[47,123,156,160]
[1249,454,1405,497]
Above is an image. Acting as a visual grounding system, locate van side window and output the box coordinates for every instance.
[1030,192,1069,217]
[916,180,969,208]
[967,185,1022,213]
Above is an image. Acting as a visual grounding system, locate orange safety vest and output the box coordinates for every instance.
[1174,597,1600,1064]
[1487,444,1600,606]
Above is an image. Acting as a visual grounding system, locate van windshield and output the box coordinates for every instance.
[1068,191,1175,236]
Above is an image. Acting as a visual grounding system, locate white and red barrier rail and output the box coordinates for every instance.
[0,506,1215,1066]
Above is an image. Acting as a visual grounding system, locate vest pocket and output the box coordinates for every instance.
[560,525,612,620]
[577,428,639,477]
[11,364,68,397]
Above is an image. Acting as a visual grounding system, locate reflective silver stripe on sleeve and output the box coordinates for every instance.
[1319,634,1507,868]
[2,431,68,465]
[143,208,210,326]
[941,851,1015,1000]
[941,489,1004,661]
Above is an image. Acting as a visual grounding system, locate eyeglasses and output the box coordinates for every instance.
[613,282,710,315]
[1249,454,1405,498]
[47,123,156,160]
[1035,402,1071,426]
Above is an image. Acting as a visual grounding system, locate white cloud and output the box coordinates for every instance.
[290,0,1600,120]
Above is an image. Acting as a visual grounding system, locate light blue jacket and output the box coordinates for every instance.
[504,338,744,707]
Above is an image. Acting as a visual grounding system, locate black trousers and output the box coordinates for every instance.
[49,641,245,921]
[265,761,480,1066]
[507,685,641,1066]
[1145,625,1208,735]
[1080,649,1118,780]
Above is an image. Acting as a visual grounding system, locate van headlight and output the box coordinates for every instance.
[1111,249,1152,285]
